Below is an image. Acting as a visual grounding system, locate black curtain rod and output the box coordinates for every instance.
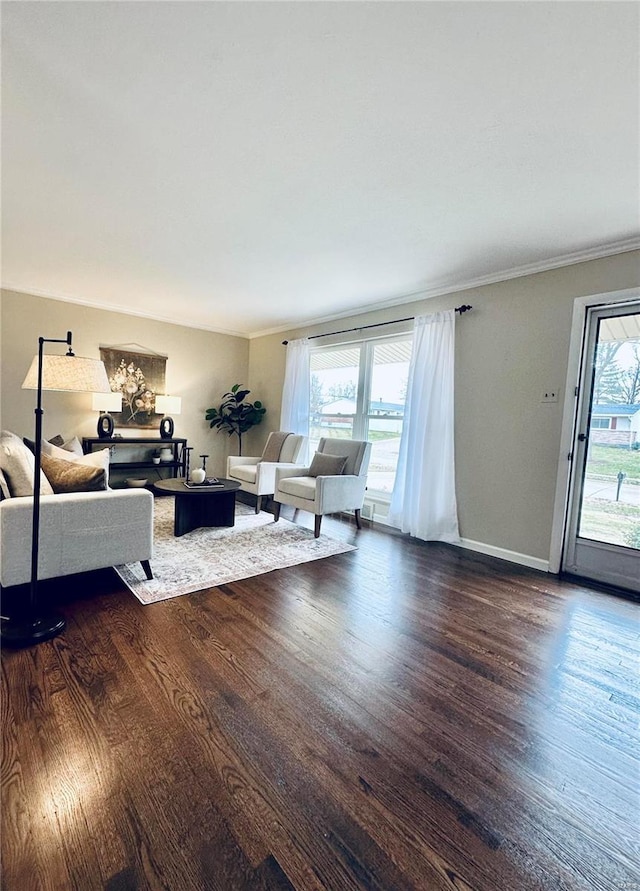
[281,304,472,345]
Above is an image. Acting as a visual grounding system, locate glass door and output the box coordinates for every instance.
[562,302,640,592]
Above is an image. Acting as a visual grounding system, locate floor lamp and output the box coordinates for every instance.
[0,331,111,648]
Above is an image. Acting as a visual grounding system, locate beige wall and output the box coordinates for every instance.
[4,251,639,563]
[248,251,640,562]
[0,290,250,477]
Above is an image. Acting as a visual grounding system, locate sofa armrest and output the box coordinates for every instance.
[254,462,300,492]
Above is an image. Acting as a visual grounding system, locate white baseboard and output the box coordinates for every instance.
[457,538,550,573]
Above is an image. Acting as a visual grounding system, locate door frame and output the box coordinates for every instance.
[549,286,640,574]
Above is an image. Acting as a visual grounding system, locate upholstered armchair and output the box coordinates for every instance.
[273,438,371,537]
[226,431,307,513]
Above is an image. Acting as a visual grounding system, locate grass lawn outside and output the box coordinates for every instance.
[580,499,640,549]
[586,443,640,482]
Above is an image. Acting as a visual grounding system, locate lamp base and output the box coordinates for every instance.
[97,413,114,438]
[159,416,174,439]
[1,613,66,648]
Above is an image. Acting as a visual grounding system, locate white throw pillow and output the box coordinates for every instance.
[62,436,84,456]
[0,467,10,500]
[0,430,54,497]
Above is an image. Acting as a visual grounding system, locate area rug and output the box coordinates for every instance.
[115,497,356,604]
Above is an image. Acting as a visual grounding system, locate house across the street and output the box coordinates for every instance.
[590,403,640,446]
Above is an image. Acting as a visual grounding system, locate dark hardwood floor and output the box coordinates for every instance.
[2,509,639,891]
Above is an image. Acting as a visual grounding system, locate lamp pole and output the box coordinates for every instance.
[2,333,73,647]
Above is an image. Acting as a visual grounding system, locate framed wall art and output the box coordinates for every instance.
[99,344,168,429]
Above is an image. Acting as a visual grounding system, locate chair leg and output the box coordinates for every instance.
[273,501,281,522]
[255,495,262,514]
[354,508,362,530]
[141,560,153,580]
[314,515,322,538]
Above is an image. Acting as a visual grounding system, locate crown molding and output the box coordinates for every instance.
[248,237,640,339]
[3,237,638,341]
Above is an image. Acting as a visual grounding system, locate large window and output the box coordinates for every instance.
[310,334,412,497]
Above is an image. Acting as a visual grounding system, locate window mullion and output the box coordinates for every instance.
[355,342,372,441]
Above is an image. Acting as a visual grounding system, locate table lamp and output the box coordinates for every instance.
[92,391,123,438]
[155,395,181,439]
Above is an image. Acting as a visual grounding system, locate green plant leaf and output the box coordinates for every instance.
[203,384,266,455]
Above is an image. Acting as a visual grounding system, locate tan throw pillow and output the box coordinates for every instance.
[25,437,110,481]
[40,452,107,493]
[308,452,348,477]
[0,430,54,497]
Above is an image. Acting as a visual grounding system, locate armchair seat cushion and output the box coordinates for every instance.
[230,465,258,484]
[278,476,317,501]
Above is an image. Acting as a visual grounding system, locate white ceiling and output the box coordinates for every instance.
[2,1,639,338]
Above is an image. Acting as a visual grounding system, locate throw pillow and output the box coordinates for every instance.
[24,438,110,482]
[62,436,84,456]
[0,430,54,497]
[48,434,65,447]
[308,452,348,477]
[40,452,107,493]
[24,437,73,461]
[0,468,9,500]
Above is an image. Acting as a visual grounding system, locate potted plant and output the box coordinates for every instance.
[205,384,266,455]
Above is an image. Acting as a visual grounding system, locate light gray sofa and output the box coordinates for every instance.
[0,488,154,588]
[0,430,153,588]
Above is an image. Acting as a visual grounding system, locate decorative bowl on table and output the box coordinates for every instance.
[126,478,148,488]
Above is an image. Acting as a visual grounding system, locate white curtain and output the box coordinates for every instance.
[280,338,310,446]
[388,310,460,543]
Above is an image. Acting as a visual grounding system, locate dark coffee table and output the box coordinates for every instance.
[152,478,241,537]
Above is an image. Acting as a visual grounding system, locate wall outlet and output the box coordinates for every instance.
[541,390,558,403]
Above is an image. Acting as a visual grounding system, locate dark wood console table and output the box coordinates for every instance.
[83,436,187,488]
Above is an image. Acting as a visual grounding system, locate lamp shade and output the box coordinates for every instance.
[92,391,122,413]
[155,395,182,415]
[22,355,110,393]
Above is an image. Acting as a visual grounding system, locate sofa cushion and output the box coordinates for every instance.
[308,452,347,478]
[0,430,54,497]
[40,452,107,493]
